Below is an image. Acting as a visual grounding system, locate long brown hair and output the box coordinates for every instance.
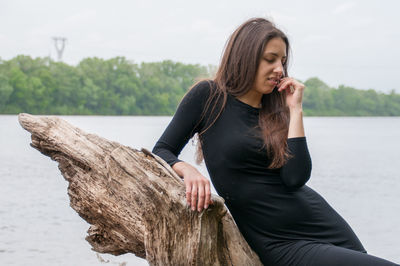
[194,17,292,169]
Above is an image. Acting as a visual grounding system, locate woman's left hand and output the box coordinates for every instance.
[277,77,305,110]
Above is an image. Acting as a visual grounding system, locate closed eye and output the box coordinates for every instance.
[265,57,287,65]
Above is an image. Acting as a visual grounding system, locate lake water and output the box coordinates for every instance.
[0,115,399,265]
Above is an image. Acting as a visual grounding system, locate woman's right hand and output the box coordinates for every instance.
[172,161,213,212]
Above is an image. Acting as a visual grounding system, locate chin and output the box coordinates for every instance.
[262,86,274,95]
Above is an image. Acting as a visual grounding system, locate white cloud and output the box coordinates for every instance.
[332,2,357,15]
[0,34,17,57]
[267,10,297,26]
[64,9,98,26]
[29,9,98,37]
[301,34,333,44]
[0,33,8,42]
[348,17,374,28]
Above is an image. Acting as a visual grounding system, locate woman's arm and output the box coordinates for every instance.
[152,80,213,212]
[172,162,212,211]
[288,107,305,138]
[277,78,312,188]
[280,136,312,188]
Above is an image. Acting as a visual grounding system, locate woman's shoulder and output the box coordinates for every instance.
[189,79,217,95]
[182,79,218,104]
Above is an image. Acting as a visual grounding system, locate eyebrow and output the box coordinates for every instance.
[265,52,287,58]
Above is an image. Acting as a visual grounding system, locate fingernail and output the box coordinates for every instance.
[192,207,195,211]
[204,205,208,209]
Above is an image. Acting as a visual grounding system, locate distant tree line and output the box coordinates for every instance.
[0,55,399,116]
[303,78,400,116]
[0,55,212,115]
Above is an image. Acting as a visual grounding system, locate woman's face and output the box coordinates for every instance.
[252,37,287,95]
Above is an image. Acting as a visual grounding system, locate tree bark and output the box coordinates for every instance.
[18,113,262,266]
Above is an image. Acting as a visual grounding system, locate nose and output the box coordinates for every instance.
[274,62,284,78]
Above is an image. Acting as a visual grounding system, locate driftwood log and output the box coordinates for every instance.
[18,113,262,266]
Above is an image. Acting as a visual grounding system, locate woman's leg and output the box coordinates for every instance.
[307,244,399,266]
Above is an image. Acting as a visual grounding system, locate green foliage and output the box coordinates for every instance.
[0,56,209,115]
[303,77,400,116]
[0,56,399,116]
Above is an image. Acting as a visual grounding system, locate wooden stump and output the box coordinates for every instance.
[18,113,262,266]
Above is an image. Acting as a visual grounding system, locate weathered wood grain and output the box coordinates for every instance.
[18,113,262,266]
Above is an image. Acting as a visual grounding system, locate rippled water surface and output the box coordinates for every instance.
[1,115,399,265]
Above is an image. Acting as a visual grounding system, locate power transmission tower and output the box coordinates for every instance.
[52,37,67,61]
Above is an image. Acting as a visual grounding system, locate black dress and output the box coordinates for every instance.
[152,80,398,266]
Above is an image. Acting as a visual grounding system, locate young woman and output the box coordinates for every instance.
[152,17,398,266]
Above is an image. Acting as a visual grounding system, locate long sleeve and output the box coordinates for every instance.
[152,80,212,166]
[280,136,312,188]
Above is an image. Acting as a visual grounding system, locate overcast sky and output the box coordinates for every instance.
[1,0,399,93]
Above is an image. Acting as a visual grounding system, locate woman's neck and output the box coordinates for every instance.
[236,90,263,108]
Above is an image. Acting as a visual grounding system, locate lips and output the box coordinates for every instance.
[267,78,279,86]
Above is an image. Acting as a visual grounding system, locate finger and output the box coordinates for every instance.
[197,183,205,212]
[283,83,296,94]
[277,79,292,92]
[277,78,291,88]
[277,77,289,87]
[191,184,198,211]
[204,182,211,209]
[277,79,284,89]
[278,77,287,82]
[186,183,192,206]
